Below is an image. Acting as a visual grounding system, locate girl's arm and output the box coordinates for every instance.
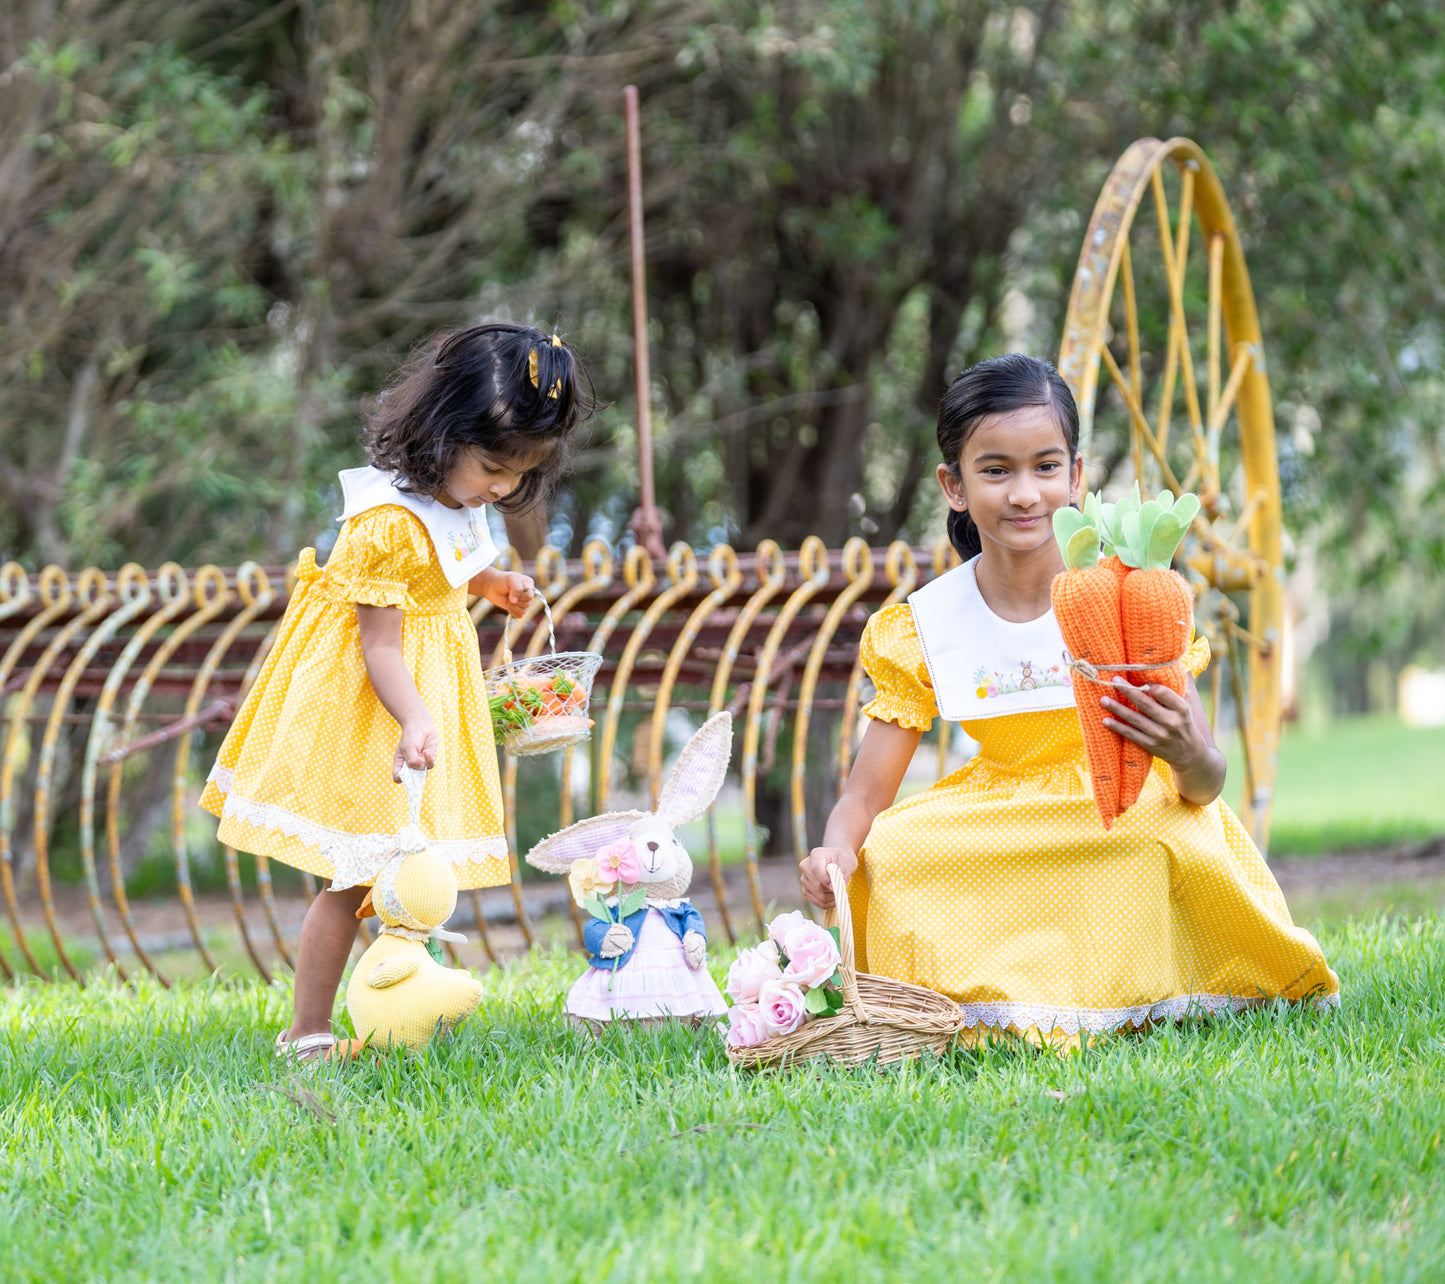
[799,719,922,909]
[468,566,536,618]
[357,604,438,781]
[1102,675,1226,806]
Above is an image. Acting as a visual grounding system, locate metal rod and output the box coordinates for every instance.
[624,84,666,562]
[98,697,234,764]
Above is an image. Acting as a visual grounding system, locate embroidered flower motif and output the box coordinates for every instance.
[567,858,615,907]
[445,514,485,564]
[973,660,1071,699]
[595,840,642,885]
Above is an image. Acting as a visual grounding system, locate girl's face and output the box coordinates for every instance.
[437,443,553,509]
[937,405,1082,557]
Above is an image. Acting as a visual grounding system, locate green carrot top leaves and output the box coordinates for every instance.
[1055,485,1201,572]
[1052,505,1100,570]
[1097,484,1201,571]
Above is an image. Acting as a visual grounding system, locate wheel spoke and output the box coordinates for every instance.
[1207,233,1224,425]
[1119,239,1145,481]
[1100,343,1185,495]
[1207,346,1254,488]
[1151,167,1206,475]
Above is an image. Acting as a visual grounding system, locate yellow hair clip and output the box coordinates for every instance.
[549,378,561,400]
[550,333,562,347]
[528,348,539,389]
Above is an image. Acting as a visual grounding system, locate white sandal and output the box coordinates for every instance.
[274,1030,340,1062]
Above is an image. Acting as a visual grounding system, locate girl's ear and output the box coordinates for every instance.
[523,811,651,873]
[656,712,733,828]
[936,462,967,512]
[1070,454,1085,507]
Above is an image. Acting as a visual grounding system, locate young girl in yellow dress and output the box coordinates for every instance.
[201,323,591,1060]
[799,353,1338,1044]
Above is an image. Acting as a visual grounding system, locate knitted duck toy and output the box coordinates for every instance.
[344,768,483,1049]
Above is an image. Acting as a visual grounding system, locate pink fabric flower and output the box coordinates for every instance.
[779,921,842,989]
[595,840,642,884]
[766,910,811,947]
[725,1002,772,1049]
[757,980,808,1036]
[725,943,784,1003]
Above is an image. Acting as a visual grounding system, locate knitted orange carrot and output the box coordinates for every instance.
[1051,506,1125,828]
[1108,489,1202,812]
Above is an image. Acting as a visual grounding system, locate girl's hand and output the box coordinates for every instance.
[1101,678,1226,806]
[394,717,439,781]
[479,569,536,618]
[799,847,858,909]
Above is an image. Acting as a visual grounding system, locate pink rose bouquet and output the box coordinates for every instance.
[723,910,846,1049]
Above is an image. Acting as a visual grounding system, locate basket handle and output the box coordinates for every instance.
[827,863,869,1023]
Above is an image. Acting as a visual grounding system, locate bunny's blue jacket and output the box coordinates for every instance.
[583,903,706,970]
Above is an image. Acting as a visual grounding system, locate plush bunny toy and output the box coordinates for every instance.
[524,711,733,1029]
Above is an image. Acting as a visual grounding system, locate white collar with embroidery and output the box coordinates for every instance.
[338,465,499,588]
[907,556,1075,723]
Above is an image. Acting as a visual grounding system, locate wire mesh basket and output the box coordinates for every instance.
[726,865,964,1070]
[483,606,604,757]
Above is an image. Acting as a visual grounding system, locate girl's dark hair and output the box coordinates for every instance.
[364,323,595,514]
[937,353,1080,560]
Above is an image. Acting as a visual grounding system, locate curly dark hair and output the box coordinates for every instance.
[363,323,594,515]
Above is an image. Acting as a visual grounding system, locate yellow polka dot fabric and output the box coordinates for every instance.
[200,505,510,890]
[847,603,1339,1041]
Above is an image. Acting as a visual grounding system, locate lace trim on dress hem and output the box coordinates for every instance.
[956,990,1340,1036]
[216,791,508,874]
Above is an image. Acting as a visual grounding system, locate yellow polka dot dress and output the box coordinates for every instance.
[199,505,509,890]
[847,604,1339,1042]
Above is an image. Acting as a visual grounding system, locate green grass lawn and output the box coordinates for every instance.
[3,918,1443,1283]
[1231,715,1445,856]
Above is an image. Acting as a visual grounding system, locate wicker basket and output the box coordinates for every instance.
[726,866,965,1070]
[484,612,603,757]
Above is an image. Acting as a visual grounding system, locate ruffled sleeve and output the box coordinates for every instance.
[859,604,938,731]
[1184,632,1210,678]
[321,505,431,608]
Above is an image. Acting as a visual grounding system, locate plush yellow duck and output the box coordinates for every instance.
[343,767,484,1049]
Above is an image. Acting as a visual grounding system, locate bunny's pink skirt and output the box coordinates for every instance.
[566,910,728,1022]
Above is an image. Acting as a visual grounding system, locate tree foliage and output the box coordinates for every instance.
[2,0,1442,689]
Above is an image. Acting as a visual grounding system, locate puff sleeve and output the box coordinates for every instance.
[321,505,431,608]
[859,603,939,732]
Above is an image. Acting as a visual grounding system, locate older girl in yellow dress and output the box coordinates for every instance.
[799,353,1337,1045]
[201,324,591,1059]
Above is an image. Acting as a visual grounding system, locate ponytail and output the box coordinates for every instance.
[946,505,981,561]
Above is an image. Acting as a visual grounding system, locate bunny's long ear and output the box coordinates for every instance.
[656,711,733,828]
[523,811,651,874]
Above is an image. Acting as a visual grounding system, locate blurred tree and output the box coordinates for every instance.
[3,0,1442,703]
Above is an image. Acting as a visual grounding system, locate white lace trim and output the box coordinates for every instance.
[209,762,234,791]
[216,791,508,878]
[379,922,468,945]
[956,989,1341,1037]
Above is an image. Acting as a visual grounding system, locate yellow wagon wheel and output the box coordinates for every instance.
[1057,136,1282,851]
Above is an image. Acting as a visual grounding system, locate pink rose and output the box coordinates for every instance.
[725,1002,772,1049]
[595,840,642,884]
[767,910,811,947]
[725,943,784,1003]
[757,979,808,1037]
[779,921,842,989]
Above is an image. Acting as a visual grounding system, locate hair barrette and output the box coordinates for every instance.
[550,333,562,347]
[528,348,539,390]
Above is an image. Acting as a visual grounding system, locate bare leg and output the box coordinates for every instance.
[287,883,369,1040]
